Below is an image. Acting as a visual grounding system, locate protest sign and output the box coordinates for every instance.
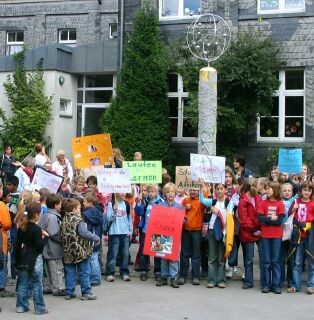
[96,168,132,193]
[123,161,162,184]
[32,166,64,193]
[175,166,200,190]
[71,133,114,169]
[190,154,225,183]
[278,148,302,174]
[143,205,185,261]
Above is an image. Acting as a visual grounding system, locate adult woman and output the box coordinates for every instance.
[15,157,36,193]
[34,144,52,170]
[112,148,124,168]
[0,145,21,184]
[51,150,73,181]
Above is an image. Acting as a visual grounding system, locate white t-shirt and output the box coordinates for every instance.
[35,154,47,167]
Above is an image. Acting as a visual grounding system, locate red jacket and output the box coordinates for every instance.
[238,193,261,243]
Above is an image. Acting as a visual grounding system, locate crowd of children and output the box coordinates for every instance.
[1,148,314,315]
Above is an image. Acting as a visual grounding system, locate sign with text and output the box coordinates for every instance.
[96,168,132,193]
[32,166,64,193]
[278,148,302,174]
[143,205,185,261]
[123,161,162,184]
[190,154,225,183]
[175,166,200,190]
[71,133,114,169]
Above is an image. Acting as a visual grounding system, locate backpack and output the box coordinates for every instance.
[103,200,130,235]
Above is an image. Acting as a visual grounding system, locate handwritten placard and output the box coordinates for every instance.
[96,168,132,193]
[123,161,162,184]
[278,148,302,174]
[32,166,64,193]
[71,133,114,169]
[190,153,225,183]
[175,166,200,190]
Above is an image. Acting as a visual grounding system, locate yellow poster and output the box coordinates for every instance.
[71,133,114,169]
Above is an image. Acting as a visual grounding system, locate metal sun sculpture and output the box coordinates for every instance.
[186,13,231,64]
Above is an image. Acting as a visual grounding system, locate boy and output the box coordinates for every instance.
[135,184,164,281]
[257,177,268,200]
[83,192,103,286]
[105,193,132,282]
[38,194,65,296]
[61,198,99,300]
[71,176,85,198]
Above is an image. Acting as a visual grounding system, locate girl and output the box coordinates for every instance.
[15,202,49,314]
[257,181,285,294]
[287,180,314,293]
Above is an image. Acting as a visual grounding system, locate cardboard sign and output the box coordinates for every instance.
[143,205,185,261]
[32,166,64,193]
[278,148,302,174]
[123,161,162,184]
[96,168,132,193]
[190,153,225,183]
[71,133,114,169]
[175,166,200,190]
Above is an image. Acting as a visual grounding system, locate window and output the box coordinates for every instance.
[168,74,197,141]
[6,31,24,55]
[258,0,305,14]
[59,98,72,117]
[257,70,305,142]
[159,0,201,20]
[58,29,77,47]
[109,23,118,39]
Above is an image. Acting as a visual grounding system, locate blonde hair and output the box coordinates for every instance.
[14,190,34,226]
[112,148,124,162]
[146,184,159,192]
[162,182,177,197]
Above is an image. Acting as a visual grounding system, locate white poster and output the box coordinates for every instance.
[190,154,225,184]
[96,168,132,193]
[32,166,64,193]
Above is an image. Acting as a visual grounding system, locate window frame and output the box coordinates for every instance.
[6,30,24,56]
[58,29,77,47]
[159,0,201,20]
[257,0,305,14]
[109,23,118,39]
[257,70,305,143]
[59,98,73,118]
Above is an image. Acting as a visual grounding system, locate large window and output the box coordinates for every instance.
[258,0,305,14]
[159,0,201,19]
[257,70,305,142]
[6,31,24,55]
[168,74,197,141]
[58,29,77,47]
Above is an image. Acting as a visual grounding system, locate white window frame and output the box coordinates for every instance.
[168,75,197,142]
[109,23,118,39]
[58,29,77,47]
[59,98,73,117]
[6,31,24,56]
[159,0,201,20]
[257,70,305,143]
[258,0,305,14]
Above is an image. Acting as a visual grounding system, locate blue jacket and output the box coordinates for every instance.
[107,200,132,235]
[83,206,103,240]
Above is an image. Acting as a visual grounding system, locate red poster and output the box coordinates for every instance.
[143,205,185,261]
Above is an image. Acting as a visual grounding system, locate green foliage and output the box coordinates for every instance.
[169,31,283,156]
[0,51,53,159]
[101,7,171,162]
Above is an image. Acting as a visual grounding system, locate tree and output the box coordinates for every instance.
[170,31,283,160]
[101,6,171,161]
[0,50,53,160]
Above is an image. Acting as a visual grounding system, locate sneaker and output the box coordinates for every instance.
[35,308,49,315]
[218,283,226,289]
[81,293,97,301]
[287,287,297,293]
[192,278,200,286]
[170,279,179,288]
[307,287,314,294]
[242,284,253,289]
[140,272,147,281]
[273,288,282,294]
[64,294,76,300]
[206,283,215,288]
[177,277,186,285]
[16,306,30,313]
[122,275,131,281]
[156,278,168,286]
[91,282,101,287]
[53,290,66,296]
[0,289,14,297]
[262,287,270,293]
[226,267,233,279]
[105,275,115,282]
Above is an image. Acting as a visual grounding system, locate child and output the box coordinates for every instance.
[287,180,314,293]
[83,192,103,286]
[15,202,49,314]
[257,181,285,294]
[105,193,132,282]
[61,198,99,300]
[14,191,33,227]
[71,176,85,198]
[156,183,183,288]
[174,186,187,206]
[257,177,268,200]
[38,194,65,296]
[39,188,50,216]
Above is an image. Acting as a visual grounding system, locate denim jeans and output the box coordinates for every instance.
[161,259,179,280]
[64,257,91,296]
[281,240,293,288]
[207,238,226,284]
[16,255,46,314]
[243,241,263,287]
[0,254,7,289]
[228,235,246,268]
[9,224,18,278]
[292,238,314,291]
[90,250,101,284]
[106,234,129,276]
[179,230,201,279]
[261,238,282,290]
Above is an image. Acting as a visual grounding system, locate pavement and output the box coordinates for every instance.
[1,243,314,320]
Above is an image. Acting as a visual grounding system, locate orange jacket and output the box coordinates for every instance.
[182,196,206,231]
[0,201,11,254]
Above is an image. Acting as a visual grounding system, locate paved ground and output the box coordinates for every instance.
[1,243,314,319]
